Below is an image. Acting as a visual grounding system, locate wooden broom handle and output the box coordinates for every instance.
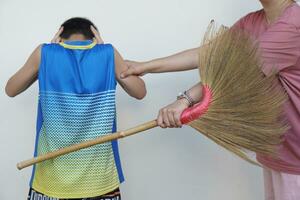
[17,120,158,170]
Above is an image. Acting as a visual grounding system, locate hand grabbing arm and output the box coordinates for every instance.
[114,48,146,100]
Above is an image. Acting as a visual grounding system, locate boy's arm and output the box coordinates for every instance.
[5,45,41,97]
[114,47,146,100]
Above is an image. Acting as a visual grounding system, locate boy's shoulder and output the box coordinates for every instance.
[95,43,114,48]
[94,43,115,52]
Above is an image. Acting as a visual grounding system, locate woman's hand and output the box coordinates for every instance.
[121,60,148,78]
[51,27,64,43]
[157,99,190,128]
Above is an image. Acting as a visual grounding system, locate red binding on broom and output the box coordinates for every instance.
[180,85,212,124]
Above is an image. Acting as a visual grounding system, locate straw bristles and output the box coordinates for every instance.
[189,22,288,165]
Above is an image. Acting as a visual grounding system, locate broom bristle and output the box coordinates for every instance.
[189,22,288,164]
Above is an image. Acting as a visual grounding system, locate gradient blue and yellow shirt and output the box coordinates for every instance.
[30,40,124,199]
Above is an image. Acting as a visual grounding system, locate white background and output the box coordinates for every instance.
[0,0,268,199]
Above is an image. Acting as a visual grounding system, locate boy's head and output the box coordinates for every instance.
[60,17,97,40]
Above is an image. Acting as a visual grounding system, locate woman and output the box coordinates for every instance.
[121,0,300,199]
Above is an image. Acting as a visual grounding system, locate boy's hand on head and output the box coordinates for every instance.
[91,26,104,44]
[120,60,148,78]
[51,27,64,43]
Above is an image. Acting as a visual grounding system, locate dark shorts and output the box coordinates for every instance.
[27,188,121,200]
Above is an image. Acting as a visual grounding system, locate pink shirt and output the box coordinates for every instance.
[234,3,300,174]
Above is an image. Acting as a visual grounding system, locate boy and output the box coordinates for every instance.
[5,17,146,200]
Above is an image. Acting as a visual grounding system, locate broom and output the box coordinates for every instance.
[17,22,287,170]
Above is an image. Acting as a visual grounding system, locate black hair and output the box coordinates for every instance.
[60,17,97,40]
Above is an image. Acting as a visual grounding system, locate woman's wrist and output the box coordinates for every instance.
[177,91,195,107]
[186,82,203,103]
[177,98,191,108]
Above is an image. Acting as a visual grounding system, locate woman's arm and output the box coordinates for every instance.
[5,45,41,97]
[114,47,147,100]
[121,47,202,78]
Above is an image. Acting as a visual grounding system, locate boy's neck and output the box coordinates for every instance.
[64,34,88,42]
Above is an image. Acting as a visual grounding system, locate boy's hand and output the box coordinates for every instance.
[51,27,64,43]
[121,60,148,78]
[91,26,104,44]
